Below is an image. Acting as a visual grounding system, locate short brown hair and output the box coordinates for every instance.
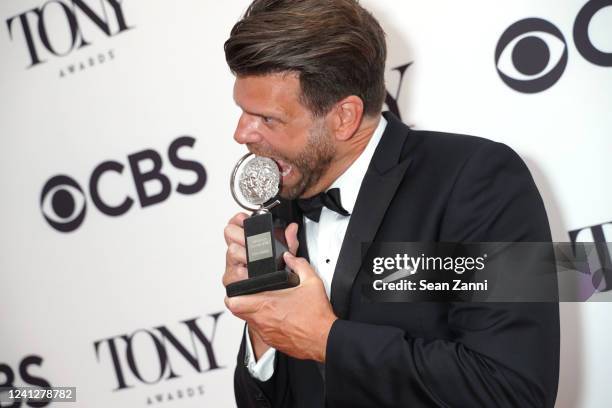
[224,0,387,117]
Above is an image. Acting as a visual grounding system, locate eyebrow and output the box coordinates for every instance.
[236,103,286,123]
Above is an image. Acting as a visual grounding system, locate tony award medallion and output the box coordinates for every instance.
[226,153,300,297]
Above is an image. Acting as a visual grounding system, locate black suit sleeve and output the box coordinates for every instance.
[325,142,560,407]
[234,325,293,408]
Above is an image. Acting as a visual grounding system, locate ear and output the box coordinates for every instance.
[329,95,365,142]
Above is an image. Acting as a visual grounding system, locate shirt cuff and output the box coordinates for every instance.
[244,325,276,381]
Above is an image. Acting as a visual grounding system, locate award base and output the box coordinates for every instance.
[226,269,300,297]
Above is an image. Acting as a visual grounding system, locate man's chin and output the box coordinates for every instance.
[279,180,307,201]
[278,187,298,201]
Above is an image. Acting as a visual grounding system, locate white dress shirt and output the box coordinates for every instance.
[244,116,387,381]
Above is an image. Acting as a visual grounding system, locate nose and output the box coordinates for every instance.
[233,113,263,145]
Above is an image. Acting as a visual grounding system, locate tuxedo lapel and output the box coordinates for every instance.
[330,112,413,319]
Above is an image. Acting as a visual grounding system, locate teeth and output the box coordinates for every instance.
[281,165,292,177]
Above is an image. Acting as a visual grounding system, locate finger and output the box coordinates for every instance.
[224,213,249,245]
[222,265,248,287]
[283,252,314,280]
[226,242,247,265]
[225,293,263,315]
[284,222,299,255]
[224,296,250,320]
[224,223,246,246]
[229,212,249,227]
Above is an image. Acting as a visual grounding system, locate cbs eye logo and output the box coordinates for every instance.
[40,136,207,233]
[41,175,87,232]
[496,0,612,93]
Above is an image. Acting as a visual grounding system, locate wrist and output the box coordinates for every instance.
[315,315,338,363]
[248,325,271,360]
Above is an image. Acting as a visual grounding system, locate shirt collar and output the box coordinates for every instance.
[328,115,387,214]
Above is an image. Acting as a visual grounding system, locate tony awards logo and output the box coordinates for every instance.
[226,153,299,297]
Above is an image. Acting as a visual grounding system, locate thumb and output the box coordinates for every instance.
[283,251,314,281]
[284,222,299,255]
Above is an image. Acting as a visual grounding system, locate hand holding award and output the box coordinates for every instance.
[225,153,300,297]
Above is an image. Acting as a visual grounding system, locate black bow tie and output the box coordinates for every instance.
[296,188,350,222]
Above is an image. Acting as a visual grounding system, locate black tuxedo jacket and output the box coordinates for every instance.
[234,112,560,407]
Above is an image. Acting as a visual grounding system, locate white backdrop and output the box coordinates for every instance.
[1,0,610,407]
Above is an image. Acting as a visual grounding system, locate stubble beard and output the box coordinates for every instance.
[283,121,336,199]
[249,120,336,201]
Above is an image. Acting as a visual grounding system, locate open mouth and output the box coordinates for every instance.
[274,158,293,177]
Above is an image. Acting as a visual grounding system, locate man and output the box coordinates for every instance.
[222,0,560,407]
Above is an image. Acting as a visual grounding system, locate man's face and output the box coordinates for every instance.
[233,73,336,199]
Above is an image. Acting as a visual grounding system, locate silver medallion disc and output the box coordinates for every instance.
[237,156,280,206]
